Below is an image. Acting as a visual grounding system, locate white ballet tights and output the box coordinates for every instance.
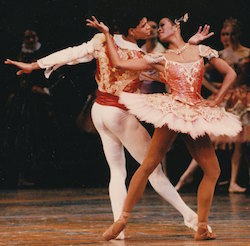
[91,103,196,228]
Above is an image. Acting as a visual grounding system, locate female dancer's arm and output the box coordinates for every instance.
[209,57,236,105]
[86,16,153,71]
[202,78,219,94]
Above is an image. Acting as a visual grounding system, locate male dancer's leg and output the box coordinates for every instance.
[91,103,127,224]
[92,103,129,239]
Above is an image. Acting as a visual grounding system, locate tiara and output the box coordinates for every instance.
[175,13,189,25]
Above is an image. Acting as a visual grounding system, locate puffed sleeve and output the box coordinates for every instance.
[37,33,106,78]
[143,53,166,64]
[199,44,219,60]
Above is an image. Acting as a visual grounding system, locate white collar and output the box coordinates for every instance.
[21,42,41,53]
[113,34,143,52]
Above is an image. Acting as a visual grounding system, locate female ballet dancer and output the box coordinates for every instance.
[87,14,241,241]
[5,16,214,239]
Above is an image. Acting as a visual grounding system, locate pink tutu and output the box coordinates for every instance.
[120,92,242,139]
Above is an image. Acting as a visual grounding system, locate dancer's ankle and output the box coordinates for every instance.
[198,222,208,228]
[119,211,130,222]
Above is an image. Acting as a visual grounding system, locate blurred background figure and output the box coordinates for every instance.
[0,29,49,187]
[175,18,250,193]
[20,30,42,61]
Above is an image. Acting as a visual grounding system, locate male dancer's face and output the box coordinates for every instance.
[132,17,151,40]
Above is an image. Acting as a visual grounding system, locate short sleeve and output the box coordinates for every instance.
[199,44,219,60]
[143,53,165,64]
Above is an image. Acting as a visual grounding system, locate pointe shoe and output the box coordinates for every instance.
[194,223,216,241]
[229,183,246,193]
[184,213,212,233]
[115,231,125,240]
[103,212,129,241]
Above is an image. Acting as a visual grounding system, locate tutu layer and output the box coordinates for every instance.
[119,92,242,139]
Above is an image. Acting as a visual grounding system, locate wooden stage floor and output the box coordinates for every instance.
[0,188,249,245]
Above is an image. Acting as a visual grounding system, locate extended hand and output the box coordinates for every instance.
[86,16,109,34]
[5,59,33,75]
[188,25,214,44]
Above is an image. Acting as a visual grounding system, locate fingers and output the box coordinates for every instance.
[206,32,214,38]
[16,70,24,76]
[201,24,210,35]
[86,16,101,29]
[92,16,98,23]
[4,59,14,65]
[197,26,202,33]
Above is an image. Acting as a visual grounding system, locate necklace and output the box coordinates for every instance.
[167,43,189,55]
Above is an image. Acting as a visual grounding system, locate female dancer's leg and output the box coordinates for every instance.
[182,134,220,240]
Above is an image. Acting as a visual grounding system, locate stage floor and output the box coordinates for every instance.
[0,188,249,245]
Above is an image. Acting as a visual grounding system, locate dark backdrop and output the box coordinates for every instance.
[0,0,249,189]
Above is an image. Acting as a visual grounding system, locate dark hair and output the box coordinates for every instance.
[115,14,145,36]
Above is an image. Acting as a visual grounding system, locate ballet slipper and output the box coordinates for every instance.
[103,212,129,241]
[115,231,125,240]
[194,222,216,241]
[183,212,212,233]
[229,183,246,193]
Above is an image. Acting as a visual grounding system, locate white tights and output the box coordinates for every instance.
[91,103,195,222]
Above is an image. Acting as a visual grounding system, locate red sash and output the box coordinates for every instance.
[96,90,127,111]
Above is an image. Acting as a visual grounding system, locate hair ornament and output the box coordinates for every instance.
[175,13,189,25]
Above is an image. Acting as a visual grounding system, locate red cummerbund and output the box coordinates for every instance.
[96,90,127,111]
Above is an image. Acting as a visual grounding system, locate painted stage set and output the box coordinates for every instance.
[0,188,249,245]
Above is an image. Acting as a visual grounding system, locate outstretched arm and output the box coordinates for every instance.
[5,38,96,77]
[208,57,236,105]
[86,16,152,71]
[188,25,214,45]
[5,59,40,75]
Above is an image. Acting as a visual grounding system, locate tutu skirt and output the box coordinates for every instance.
[119,92,242,139]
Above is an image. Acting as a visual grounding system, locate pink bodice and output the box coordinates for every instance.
[160,58,204,105]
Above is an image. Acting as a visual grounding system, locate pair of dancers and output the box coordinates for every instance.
[86,15,241,241]
[5,14,240,241]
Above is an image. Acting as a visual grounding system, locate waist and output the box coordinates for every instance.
[96,90,127,110]
[171,91,202,105]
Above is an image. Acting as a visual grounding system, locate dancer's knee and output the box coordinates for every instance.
[110,167,127,182]
[204,165,220,183]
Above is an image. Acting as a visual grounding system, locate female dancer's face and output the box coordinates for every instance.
[133,17,151,40]
[158,18,176,42]
[220,26,232,48]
